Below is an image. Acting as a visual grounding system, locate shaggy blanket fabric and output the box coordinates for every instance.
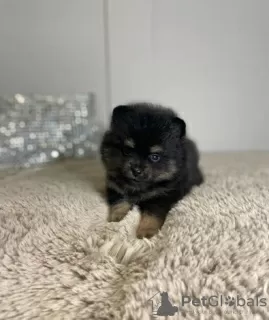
[1,152,269,320]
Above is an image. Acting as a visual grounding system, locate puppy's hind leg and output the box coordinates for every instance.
[193,168,204,186]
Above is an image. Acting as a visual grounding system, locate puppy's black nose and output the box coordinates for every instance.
[131,166,142,177]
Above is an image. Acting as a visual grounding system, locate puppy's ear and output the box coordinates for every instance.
[111,105,133,128]
[172,117,186,138]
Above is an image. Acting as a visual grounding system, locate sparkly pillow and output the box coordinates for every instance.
[0,93,103,168]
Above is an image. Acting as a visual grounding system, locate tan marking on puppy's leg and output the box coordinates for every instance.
[136,213,164,239]
[108,202,131,222]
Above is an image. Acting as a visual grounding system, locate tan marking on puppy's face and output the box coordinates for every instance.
[108,201,131,222]
[136,213,164,239]
[154,159,177,181]
[124,139,135,148]
[150,145,163,153]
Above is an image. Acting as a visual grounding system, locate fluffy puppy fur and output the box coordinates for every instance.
[100,103,204,238]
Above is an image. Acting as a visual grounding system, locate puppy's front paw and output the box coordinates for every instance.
[136,226,159,239]
[108,202,131,222]
[136,214,163,239]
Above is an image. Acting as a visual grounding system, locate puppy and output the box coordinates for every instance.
[100,103,204,238]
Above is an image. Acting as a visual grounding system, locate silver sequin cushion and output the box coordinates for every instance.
[0,93,103,169]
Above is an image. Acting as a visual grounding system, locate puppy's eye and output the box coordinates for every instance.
[149,154,161,163]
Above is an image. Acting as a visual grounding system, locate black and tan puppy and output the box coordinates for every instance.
[100,103,204,238]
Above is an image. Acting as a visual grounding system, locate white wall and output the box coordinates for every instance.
[0,0,268,151]
[108,0,269,151]
[0,0,109,123]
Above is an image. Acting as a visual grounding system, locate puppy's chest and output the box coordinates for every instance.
[126,187,161,203]
[107,177,171,203]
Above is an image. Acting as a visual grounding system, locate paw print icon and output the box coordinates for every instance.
[225,296,235,306]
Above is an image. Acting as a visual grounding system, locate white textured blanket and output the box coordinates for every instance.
[1,152,269,320]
